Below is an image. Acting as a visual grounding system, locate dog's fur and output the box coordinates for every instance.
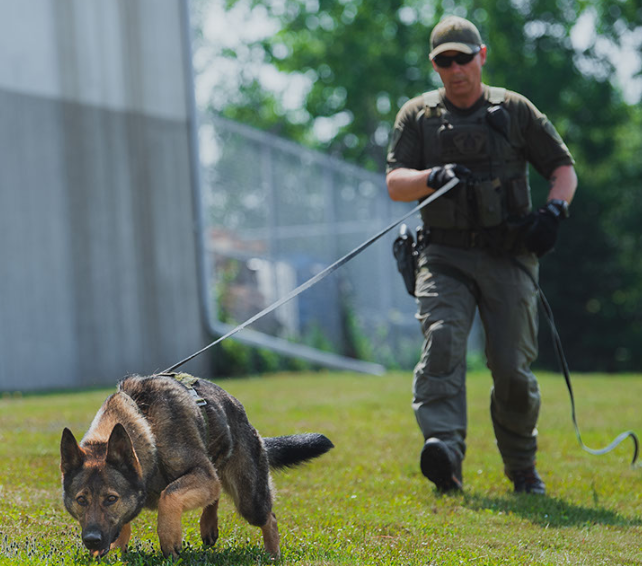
[60,374,333,558]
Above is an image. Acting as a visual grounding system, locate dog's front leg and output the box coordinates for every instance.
[261,512,280,558]
[199,499,219,547]
[110,523,131,554]
[157,466,221,557]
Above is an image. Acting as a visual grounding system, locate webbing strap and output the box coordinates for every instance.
[488,86,506,105]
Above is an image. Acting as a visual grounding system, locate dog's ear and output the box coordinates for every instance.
[60,428,84,475]
[106,423,142,479]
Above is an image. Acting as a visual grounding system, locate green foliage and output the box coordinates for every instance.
[210,258,313,375]
[1,372,642,564]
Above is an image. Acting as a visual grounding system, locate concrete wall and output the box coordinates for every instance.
[0,0,211,390]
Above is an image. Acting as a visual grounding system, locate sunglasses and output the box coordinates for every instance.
[433,48,480,68]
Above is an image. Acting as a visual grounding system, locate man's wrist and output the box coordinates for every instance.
[545,199,569,220]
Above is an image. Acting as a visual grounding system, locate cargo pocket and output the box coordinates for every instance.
[414,318,466,402]
[414,358,465,402]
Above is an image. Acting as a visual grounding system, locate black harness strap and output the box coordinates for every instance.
[157,372,210,444]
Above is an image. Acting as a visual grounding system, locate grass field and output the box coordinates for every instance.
[1,370,641,565]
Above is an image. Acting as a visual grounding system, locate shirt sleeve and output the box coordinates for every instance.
[386,97,424,174]
[508,92,575,179]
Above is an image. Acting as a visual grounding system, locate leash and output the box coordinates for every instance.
[160,178,461,374]
[517,261,639,466]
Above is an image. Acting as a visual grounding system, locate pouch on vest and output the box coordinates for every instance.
[438,124,489,163]
[506,176,532,216]
[473,178,504,227]
[420,186,470,230]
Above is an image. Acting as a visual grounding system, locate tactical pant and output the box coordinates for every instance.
[413,244,540,471]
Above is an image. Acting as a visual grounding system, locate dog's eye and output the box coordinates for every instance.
[104,495,119,506]
[76,496,88,507]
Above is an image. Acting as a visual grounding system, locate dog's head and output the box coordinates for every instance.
[60,424,146,557]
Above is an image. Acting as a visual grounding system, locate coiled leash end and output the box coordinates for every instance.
[537,285,640,468]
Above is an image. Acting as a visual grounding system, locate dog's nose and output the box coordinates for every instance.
[82,529,103,549]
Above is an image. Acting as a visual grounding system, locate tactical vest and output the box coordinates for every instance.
[419,87,532,230]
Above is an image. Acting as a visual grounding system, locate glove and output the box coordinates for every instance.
[427,164,471,196]
[523,201,567,257]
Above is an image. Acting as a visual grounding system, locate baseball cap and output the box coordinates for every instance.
[429,16,482,59]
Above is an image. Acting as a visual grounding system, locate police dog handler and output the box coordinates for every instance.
[386,16,577,494]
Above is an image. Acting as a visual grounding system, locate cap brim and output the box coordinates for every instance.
[429,42,478,59]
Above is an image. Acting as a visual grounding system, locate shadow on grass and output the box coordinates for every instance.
[462,492,642,528]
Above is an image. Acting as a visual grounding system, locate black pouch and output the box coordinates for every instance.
[393,224,418,297]
[473,178,504,227]
[506,176,532,216]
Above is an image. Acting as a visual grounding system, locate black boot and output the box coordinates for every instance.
[505,466,546,495]
[420,438,463,492]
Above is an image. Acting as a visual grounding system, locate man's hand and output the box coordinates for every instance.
[427,164,471,193]
[524,200,568,257]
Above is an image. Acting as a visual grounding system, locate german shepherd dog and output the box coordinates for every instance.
[60,373,333,559]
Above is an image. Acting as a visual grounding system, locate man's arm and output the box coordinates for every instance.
[524,163,578,257]
[386,167,435,202]
[547,164,577,205]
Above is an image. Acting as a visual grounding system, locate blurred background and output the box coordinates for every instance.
[1,0,641,391]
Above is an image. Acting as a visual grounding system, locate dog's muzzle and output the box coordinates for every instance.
[82,525,119,557]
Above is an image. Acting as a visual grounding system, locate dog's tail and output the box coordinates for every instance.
[264,433,334,470]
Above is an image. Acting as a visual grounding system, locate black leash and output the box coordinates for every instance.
[516,259,640,466]
[161,178,460,374]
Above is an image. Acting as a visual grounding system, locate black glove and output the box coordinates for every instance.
[523,200,568,257]
[427,164,471,194]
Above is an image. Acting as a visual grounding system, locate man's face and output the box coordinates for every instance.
[431,46,487,103]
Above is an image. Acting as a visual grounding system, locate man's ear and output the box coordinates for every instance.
[60,428,84,475]
[106,423,142,478]
[479,44,488,66]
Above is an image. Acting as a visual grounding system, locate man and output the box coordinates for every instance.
[386,16,577,494]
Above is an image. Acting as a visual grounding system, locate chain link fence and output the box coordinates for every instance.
[197,115,438,370]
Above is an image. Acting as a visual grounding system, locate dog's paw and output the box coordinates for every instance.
[160,541,182,559]
[201,529,219,548]
[158,525,183,558]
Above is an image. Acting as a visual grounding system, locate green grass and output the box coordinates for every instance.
[1,371,641,565]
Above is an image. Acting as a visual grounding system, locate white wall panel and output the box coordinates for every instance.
[0,0,187,120]
[0,0,210,391]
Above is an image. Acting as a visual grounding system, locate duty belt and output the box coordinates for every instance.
[429,228,492,249]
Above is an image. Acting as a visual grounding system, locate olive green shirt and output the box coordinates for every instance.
[386,85,574,180]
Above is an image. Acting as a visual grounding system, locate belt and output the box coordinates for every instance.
[429,228,491,249]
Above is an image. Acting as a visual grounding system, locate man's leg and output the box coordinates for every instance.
[477,252,543,490]
[413,246,478,488]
